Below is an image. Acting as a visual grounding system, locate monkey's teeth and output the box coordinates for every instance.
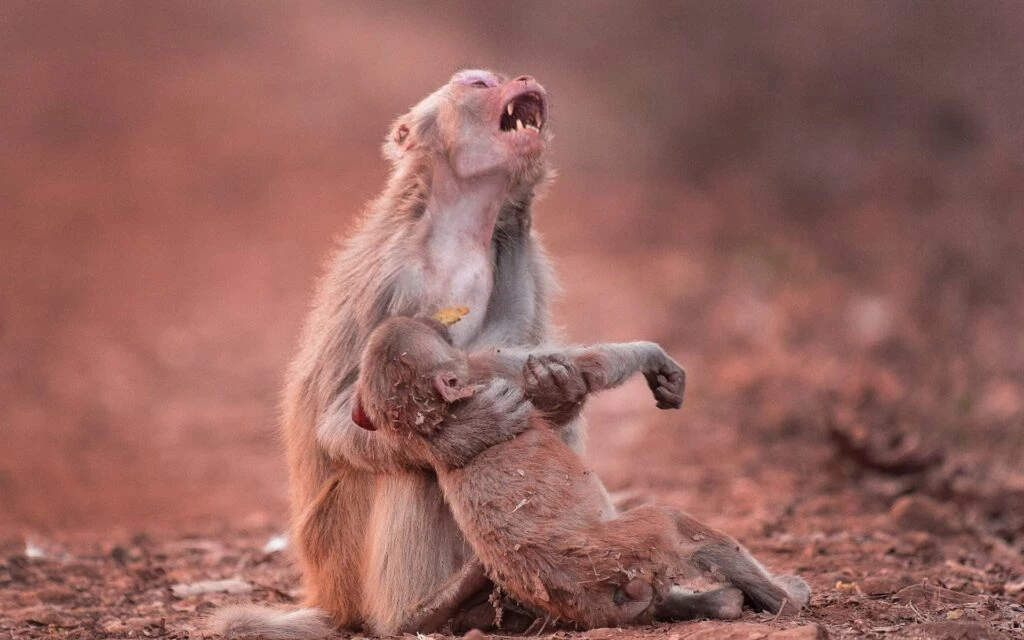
[525,124,540,132]
[536,115,543,129]
[516,119,524,131]
[507,104,514,116]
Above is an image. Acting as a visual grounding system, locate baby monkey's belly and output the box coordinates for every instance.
[439,429,655,625]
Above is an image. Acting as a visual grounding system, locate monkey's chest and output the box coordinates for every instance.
[421,249,494,345]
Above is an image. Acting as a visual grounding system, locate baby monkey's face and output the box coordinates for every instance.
[353,317,471,434]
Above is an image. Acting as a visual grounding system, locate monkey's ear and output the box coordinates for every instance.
[351,392,376,431]
[382,119,414,162]
[433,370,475,404]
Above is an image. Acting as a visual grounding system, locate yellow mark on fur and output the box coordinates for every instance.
[433,305,470,327]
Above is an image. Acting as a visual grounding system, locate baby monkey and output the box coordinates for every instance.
[353,316,809,630]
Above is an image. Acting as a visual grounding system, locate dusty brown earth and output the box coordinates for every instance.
[2,3,1022,639]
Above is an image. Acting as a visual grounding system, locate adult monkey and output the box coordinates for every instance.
[210,70,596,638]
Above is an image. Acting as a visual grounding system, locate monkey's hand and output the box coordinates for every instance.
[523,353,589,424]
[467,378,534,426]
[436,378,534,467]
[643,356,685,410]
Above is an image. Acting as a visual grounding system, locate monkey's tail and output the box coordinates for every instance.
[203,605,333,639]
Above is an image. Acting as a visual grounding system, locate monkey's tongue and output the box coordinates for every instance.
[351,395,376,431]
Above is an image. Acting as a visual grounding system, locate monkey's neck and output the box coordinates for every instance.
[422,161,509,252]
[417,161,511,346]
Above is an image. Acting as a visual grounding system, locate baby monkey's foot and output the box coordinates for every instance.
[774,574,811,612]
[656,585,743,621]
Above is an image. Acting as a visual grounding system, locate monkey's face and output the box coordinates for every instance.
[385,70,550,187]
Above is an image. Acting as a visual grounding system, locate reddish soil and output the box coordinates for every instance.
[2,3,1022,639]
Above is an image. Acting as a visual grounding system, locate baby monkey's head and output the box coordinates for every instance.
[353,316,475,435]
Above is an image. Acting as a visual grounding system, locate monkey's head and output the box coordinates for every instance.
[353,316,476,436]
[383,70,550,190]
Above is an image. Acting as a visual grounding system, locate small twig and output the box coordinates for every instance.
[585,550,599,580]
[534,615,551,636]
[909,601,928,623]
[773,598,789,622]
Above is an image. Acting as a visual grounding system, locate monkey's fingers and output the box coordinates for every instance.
[654,385,683,409]
[523,354,541,388]
[525,354,582,402]
[524,355,558,399]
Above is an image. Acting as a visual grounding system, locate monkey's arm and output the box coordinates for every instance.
[466,349,589,426]
[470,341,685,422]
[570,341,685,409]
[316,375,533,472]
[428,377,534,468]
[315,393,435,471]
[476,211,553,348]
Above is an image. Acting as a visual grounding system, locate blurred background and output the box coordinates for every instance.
[2,1,1022,538]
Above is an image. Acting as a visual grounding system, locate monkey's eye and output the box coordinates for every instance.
[470,80,490,88]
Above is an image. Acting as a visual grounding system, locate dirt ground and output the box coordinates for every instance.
[2,3,1022,640]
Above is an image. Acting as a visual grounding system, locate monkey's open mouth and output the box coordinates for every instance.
[500,92,545,133]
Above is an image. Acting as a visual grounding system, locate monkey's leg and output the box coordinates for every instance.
[361,472,472,635]
[398,559,490,633]
[399,560,538,634]
[654,585,744,620]
[670,510,810,614]
[293,468,374,629]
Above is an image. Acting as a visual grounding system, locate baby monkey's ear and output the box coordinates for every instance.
[433,370,475,403]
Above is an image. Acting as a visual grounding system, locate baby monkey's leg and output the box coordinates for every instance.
[589,506,741,623]
[602,506,807,619]
[656,585,744,620]
[669,510,810,615]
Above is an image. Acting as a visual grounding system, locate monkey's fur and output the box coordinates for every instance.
[353,317,810,629]
[208,71,585,638]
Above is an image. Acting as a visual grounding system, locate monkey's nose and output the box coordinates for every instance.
[515,75,535,84]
